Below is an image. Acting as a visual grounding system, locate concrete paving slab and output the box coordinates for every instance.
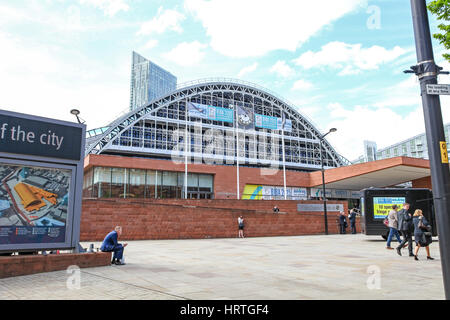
[0,234,445,299]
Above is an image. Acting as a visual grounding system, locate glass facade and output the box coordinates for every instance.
[130,51,177,111]
[83,167,214,199]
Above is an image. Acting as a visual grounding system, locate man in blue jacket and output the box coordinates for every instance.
[100,226,128,265]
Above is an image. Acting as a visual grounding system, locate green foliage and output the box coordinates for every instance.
[428,0,450,62]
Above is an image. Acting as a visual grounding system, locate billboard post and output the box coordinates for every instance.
[407,0,450,299]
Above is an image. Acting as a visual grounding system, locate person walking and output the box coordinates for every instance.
[238,215,245,238]
[396,203,414,257]
[412,209,434,261]
[386,205,402,250]
[339,211,347,234]
[348,209,357,234]
[100,226,128,265]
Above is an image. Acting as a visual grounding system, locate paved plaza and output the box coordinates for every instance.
[0,234,445,300]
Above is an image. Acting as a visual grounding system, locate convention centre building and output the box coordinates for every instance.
[82,53,434,206]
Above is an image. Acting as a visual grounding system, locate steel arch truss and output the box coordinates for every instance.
[86,80,349,168]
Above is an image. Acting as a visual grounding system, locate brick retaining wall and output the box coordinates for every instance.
[81,199,355,241]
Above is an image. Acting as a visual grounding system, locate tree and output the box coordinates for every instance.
[428,0,450,62]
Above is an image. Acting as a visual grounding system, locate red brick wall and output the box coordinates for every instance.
[80,199,354,241]
[412,176,432,189]
[0,252,111,279]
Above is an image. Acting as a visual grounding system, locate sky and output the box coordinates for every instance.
[0,0,449,161]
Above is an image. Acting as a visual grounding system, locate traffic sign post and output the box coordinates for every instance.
[408,0,450,300]
[426,84,450,95]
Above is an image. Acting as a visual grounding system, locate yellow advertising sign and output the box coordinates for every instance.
[440,141,449,164]
[373,197,405,220]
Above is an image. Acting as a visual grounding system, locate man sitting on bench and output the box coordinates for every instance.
[100,226,128,265]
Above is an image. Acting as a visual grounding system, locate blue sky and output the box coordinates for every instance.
[0,0,449,160]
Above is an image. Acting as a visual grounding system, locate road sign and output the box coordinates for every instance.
[426,84,450,95]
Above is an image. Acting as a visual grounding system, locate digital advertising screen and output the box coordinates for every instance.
[0,162,72,245]
[372,197,405,220]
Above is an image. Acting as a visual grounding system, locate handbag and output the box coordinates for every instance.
[421,232,433,246]
[418,218,431,231]
[383,217,389,227]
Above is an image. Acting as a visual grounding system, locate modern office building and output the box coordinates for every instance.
[129,51,177,111]
[353,123,450,164]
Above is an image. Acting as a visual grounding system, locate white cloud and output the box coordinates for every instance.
[184,0,367,57]
[324,103,425,160]
[373,76,421,108]
[293,41,410,75]
[237,62,258,77]
[0,31,128,130]
[291,79,313,91]
[137,7,185,35]
[164,41,207,66]
[324,94,450,160]
[79,0,129,17]
[270,60,295,78]
[143,39,158,49]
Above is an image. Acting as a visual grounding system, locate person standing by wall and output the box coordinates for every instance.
[339,211,347,234]
[386,205,402,250]
[238,215,245,238]
[396,203,414,257]
[348,209,357,234]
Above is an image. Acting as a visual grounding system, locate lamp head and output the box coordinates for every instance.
[70,109,80,116]
[329,128,337,133]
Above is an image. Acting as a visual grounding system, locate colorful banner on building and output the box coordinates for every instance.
[372,197,405,220]
[254,114,292,132]
[187,102,292,132]
[236,105,255,130]
[187,102,234,123]
[242,184,307,200]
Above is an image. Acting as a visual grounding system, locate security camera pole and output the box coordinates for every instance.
[407,0,450,299]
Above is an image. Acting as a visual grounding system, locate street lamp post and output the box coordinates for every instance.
[70,109,85,124]
[319,128,337,235]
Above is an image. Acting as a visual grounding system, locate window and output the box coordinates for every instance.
[87,167,213,199]
[111,168,126,198]
[199,174,213,192]
[146,170,159,198]
[128,169,146,198]
[83,169,94,197]
[93,167,112,198]
[161,171,179,198]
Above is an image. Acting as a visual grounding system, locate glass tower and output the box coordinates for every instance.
[129,51,177,111]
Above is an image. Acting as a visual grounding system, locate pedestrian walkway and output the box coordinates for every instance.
[0,234,444,299]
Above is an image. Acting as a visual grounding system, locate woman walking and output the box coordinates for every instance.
[412,209,434,261]
[386,205,402,250]
[238,215,245,238]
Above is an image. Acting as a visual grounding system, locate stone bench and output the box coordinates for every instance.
[0,251,112,279]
